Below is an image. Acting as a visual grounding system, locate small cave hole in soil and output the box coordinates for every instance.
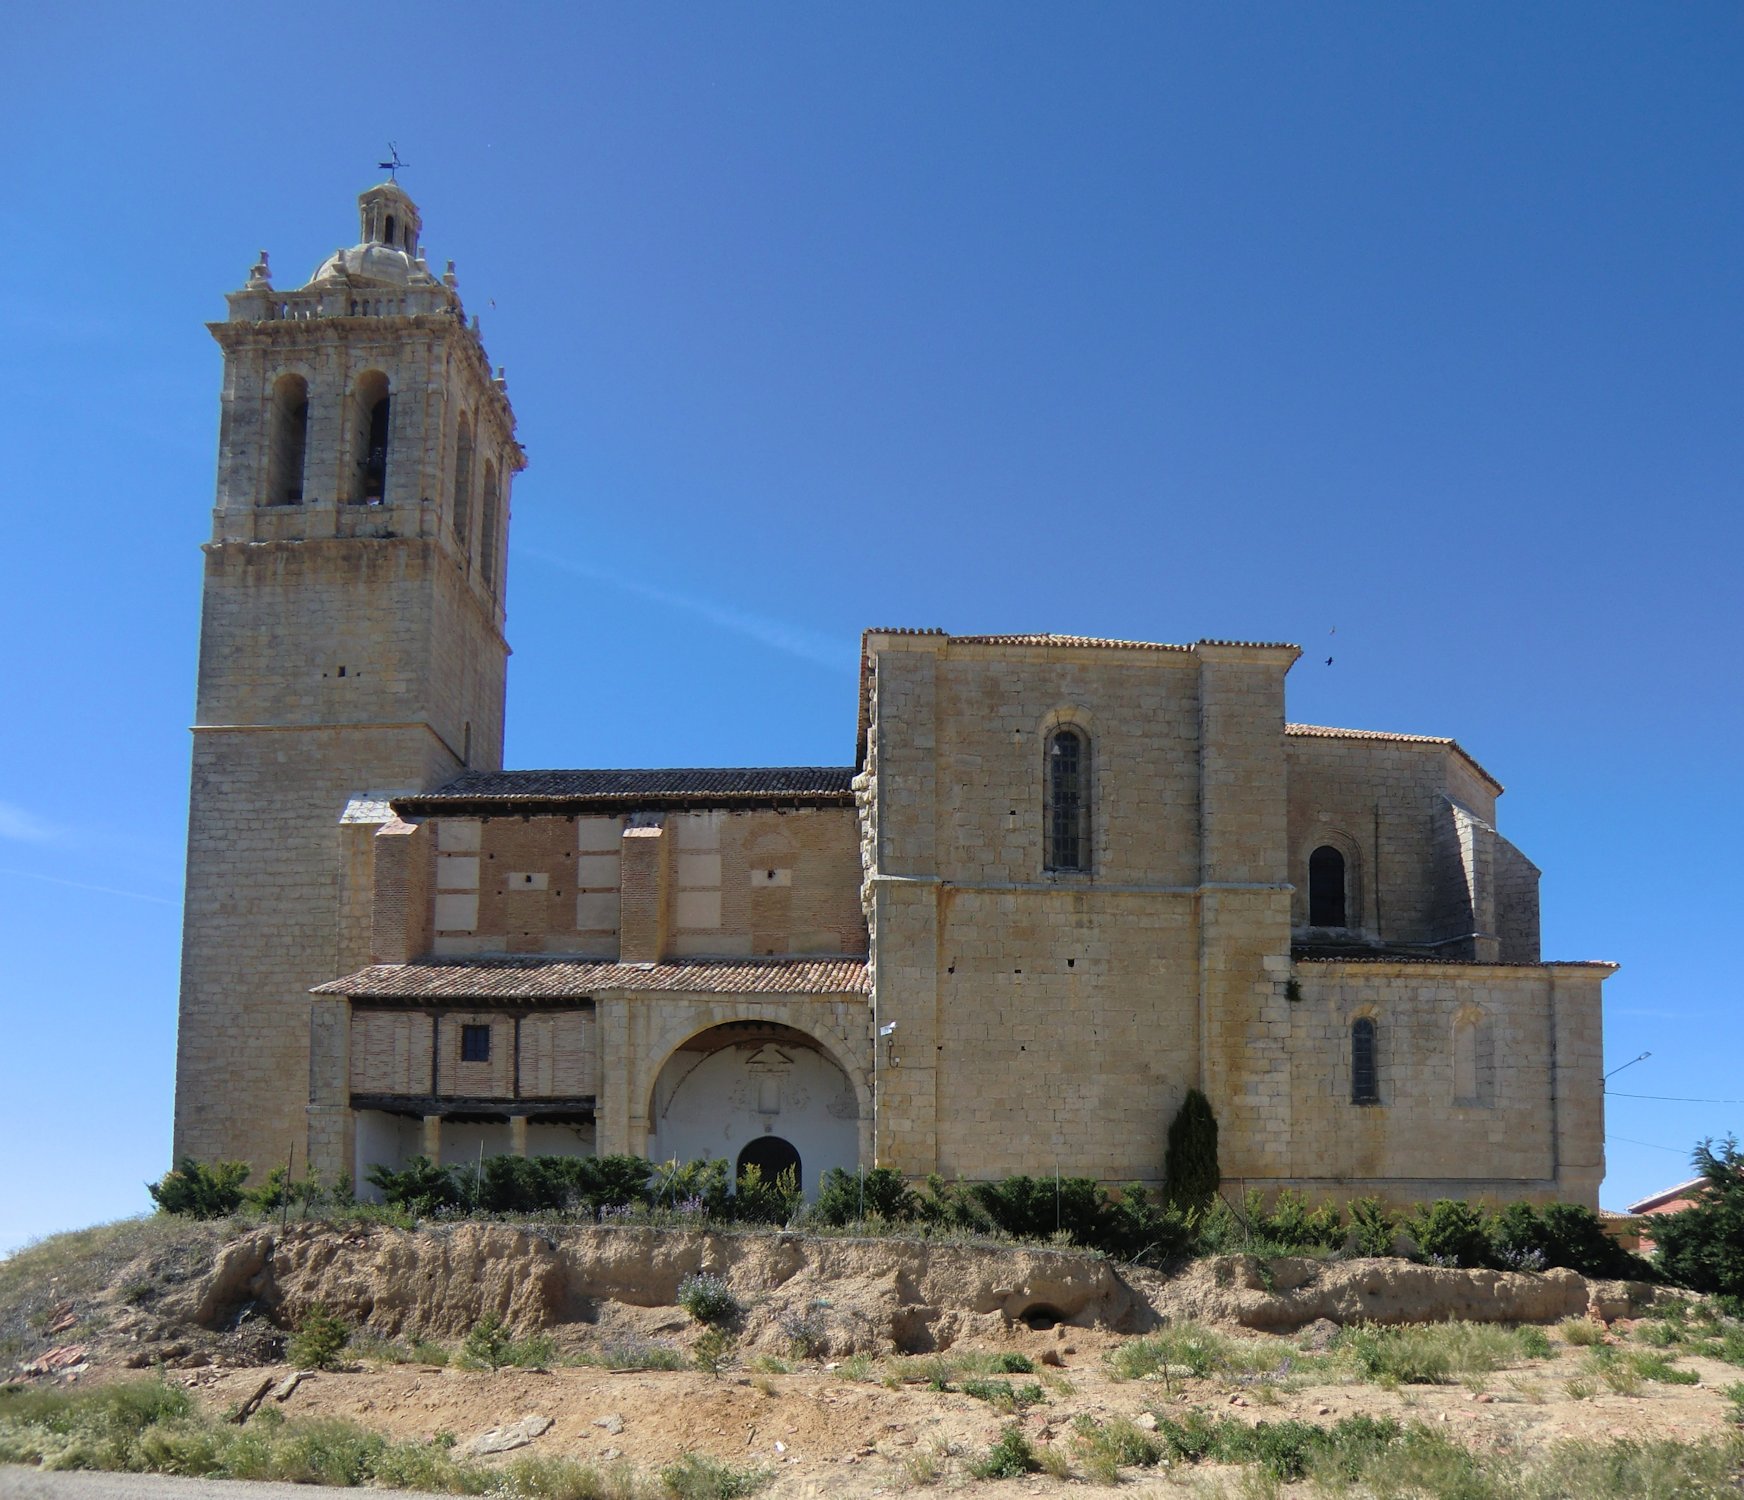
[1019,1304,1066,1331]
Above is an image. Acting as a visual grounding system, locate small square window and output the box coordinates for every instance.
[460,1023,491,1063]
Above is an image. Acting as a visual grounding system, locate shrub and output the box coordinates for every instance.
[692,1326,737,1379]
[1654,1137,1744,1302]
[1337,1321,1521,1385]
[147,1159,251,1219]
[677,1273,740,1325]
[969,1424,1041,1479]
[809,1166,918,1226]
[651,1157,732,1217]
[576,1154,655,1215]
[660,1451,769,1499]
[1405,1199,1491,1267]
[1490,1200,1655,1280]
[477,1153,568,1214]
[1163,1089,1220,1212]
[365,1155,460,1215]
[1099,1182,1196,1264]
[733,1164,802,1226]
[1346,1196,1395,1256]
[1253,1189,1344,1252]
[1517,1325,1554,1359]
[776,1303,830,1359]
[285,1304,349,1370]
[461,1313,512,1369]
[242,1166,337,1216]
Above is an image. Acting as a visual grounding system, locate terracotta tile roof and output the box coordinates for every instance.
[394,767,857,815]
[314,956,871,1000]
[1286,724,1503,794]
[1294,951,1617,971]
[948,633,1194,652]
[855,629,1301,761]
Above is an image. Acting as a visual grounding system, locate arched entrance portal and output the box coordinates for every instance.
[647,1022,858,1198]
[737,1135,801,1186]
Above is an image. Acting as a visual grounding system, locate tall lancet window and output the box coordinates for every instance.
[452,415,474,553]
[1351,1017,1379,1105]
[480,460,500,590]
[1045,727,1090,872]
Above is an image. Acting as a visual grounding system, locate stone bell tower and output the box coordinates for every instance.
[173,180,525,1177]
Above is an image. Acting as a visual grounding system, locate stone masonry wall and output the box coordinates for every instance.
[175,723,460,1173]
[1274,959,1606,1208]
[424,808,865,960]
[1285,735,1501,947]
[865,636,1300,1182]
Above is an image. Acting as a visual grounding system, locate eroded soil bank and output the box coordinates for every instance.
[8,1220,1734,1498]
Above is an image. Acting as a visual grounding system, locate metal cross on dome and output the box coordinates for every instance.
[378,143,409,182]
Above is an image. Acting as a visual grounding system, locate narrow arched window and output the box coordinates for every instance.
[384,213,397,246]
[266,374,308,504]
[352,371,391,503]
[1044,727,1090,872]
[1309,845,1347,927]
[452,415,474,553]
[1351,1017,1379,1105]
[479,459,500,590]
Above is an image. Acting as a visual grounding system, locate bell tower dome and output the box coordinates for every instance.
[174,180,526,1178]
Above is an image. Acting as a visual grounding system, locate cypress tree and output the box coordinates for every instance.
[1164,1089,1220,1212]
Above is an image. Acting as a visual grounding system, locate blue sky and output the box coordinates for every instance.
[2,3,1738,1252]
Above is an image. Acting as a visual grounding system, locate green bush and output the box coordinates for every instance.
[1346,1196,1395,1256]
[285,1304,350,1370]
[809,1166,918,1226]
[969,1424,1041,1479]
[1654,1137,1744,1302]
[461,1313,512,1368]
[651,1157,732,1216]
[692,1326,737,1379]
[576,1154,656,1215]
[1099,1182,1196,1263]
[1406,1198,1491,1267]
[365,1155,461,1214]
[1252,1189,1344,1252]
[147,1159,250,1219]
[733,1164,802,1226]
[1163,1089,1220,1212]
[1490,1200,1656,1279]
[659,1451,769,1499]
[677,1273,740,1325]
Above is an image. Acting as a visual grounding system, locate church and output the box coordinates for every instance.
[173,182,1611,1210]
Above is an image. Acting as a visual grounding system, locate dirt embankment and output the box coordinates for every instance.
[156,1224,1148,1362]
[59,1221,1663,1372]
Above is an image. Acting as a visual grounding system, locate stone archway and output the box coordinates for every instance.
[646,1021,858,1197]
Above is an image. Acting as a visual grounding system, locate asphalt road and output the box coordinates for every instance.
[0,1471,449,1500]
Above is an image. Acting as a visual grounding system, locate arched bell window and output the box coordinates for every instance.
[266,373,308,505]
[1309,844,1348,927]
[1044,726,1090,872]
[351,370,391,504]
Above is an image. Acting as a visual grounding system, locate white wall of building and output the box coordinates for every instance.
[647,1038,859,1197]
